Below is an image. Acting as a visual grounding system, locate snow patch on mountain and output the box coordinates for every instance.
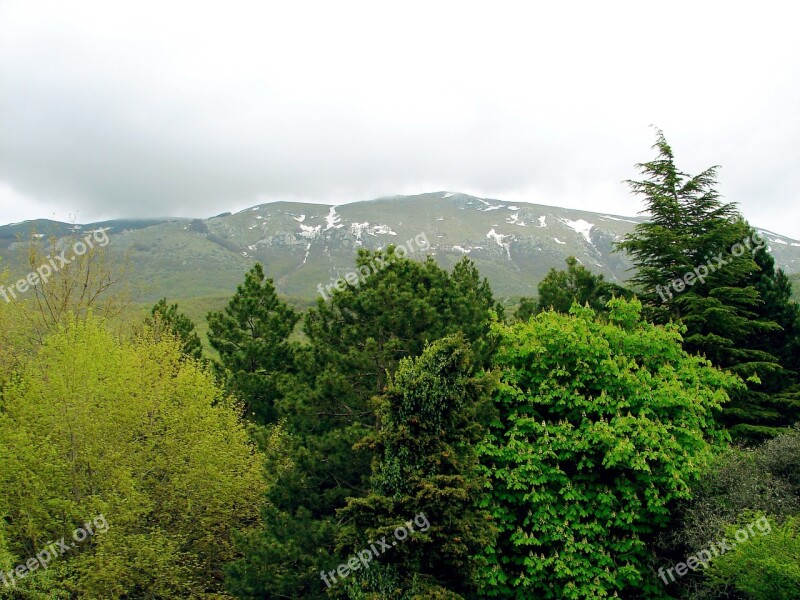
[350,222,370,240]
[299,224,322,239]
[477,198,505,211]
[325,207,342,230]
[506,213,528,226]
[553,237,566,244]
[372,224,397,235]
[293,215,306,223]
[538,216,547,228]
[561,218,594,244]
[350,222,398,239]
[487,228,512,259]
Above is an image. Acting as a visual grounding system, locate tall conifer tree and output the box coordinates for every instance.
[617,130,793,441]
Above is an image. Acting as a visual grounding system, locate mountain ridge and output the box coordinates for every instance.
[2,192,798,302]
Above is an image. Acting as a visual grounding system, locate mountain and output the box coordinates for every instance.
[2,192,799,302]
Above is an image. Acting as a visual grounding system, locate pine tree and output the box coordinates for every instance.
[207,263,300,425]
[226,249,502,599]
[146,297,203,360]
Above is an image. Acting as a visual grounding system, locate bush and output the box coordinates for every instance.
[704,514,800,600]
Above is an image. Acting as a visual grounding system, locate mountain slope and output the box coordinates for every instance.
[2,192,799,302]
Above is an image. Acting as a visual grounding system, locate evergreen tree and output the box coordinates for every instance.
[514,296,538,322]
[207,263,300,425]
[226,249,502,599]
[334,335,496,599]
[536,256,631,314]
[616,130,789,441]
[748,244,800,384]
[146,297,203,360]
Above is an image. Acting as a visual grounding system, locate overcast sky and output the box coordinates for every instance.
[1,0,799,237]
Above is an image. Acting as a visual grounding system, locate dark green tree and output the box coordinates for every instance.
[514,296,538,322]
[616,130,788,441]
[145,297,203,360]
[536,256,631,314]
[334,335,496,599]
[226,249,502,599]
[749,244,800,384]
[207,263,300,425]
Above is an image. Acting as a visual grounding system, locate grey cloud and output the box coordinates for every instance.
[1,1,798,238]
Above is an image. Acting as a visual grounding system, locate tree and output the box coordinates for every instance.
[227,250,502,599]
[536,256,631,314]
[0,262,31,390]
[514,296,538,322]
[616,130,788,441]
[207,263,300,425]
[0,316,266,597]
[16,229,133,344]
[334,335,496,599]
[146,297,203,360]
[749,245,800,387]
[477,298,743,599]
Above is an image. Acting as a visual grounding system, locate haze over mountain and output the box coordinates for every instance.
[2,192,799,302]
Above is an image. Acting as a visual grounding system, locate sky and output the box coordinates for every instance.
[1,0,799,238]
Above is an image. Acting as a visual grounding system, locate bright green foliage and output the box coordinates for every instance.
[207,263,300,424]
[704,514,800,600]
[536,256,631,314]
[146,297,204,360]
[335,336,496,599]
[0,316,266,598]
[227,250,502,599]
[477,298,742,599]
[616,131,786,442]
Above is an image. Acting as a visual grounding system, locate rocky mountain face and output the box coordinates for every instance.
[2,192,799,302]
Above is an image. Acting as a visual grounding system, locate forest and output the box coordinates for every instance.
[1,133,799,599]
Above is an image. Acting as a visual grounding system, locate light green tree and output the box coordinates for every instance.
[0,316,267,598]
[478,298,743,599]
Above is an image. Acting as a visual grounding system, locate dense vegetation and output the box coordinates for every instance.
[1,134,798,599]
